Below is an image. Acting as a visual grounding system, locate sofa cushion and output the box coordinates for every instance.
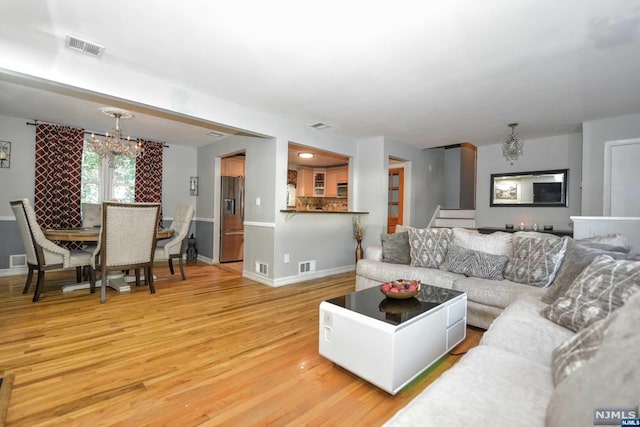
[441,243,509,280]
[541,241,640,304]
[452,227,513,257]
[380,231,410,264]
[452,277,545,310]
[384,346,553,427]
[541,255,640,332]
[503,234,569,287]
[480,294,573,366]
[355,258,462,290]
[550,313,614,385]
[408,228,453,269]
[546,291,640,427]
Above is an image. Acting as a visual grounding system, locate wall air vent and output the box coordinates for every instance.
[299,260,316,274]
[207,131,225,138]
[255,262,268,276]
[65,35,105,57]
[309,122,331,130]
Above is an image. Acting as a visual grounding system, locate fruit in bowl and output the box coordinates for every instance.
[380,279,421,299]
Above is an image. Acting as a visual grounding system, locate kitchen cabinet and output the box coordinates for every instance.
[221,156,245,177]
[326,166,348,197]
[313,169,326,196]
[296,167,314,197]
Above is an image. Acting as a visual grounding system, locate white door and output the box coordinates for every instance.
[604,138,640,216]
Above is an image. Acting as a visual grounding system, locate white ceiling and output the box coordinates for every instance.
[1,1,640,149]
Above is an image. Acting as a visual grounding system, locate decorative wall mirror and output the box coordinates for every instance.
[490,169,568,207]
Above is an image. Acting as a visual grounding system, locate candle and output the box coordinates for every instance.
[0,151,6,160]
[519,222,525,231]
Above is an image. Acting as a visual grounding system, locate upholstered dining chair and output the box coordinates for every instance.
[89,202,161,303]
[10,199,93,302]
[154,205,195,280]
[81,203,102,227]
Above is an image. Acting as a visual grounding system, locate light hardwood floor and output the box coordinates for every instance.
[0,263,482,426]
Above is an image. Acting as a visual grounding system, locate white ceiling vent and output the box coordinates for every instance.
[309,122,331,130]
[65,35,105,57]
[207,131,225,138]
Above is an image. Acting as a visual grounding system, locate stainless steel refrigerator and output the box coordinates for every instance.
[220,176,244,262]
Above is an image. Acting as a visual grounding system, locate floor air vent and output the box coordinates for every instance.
[299,260,316,274]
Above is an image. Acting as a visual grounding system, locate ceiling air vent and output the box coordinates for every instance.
[65,35,105,57]
[207,131,225,138]
[309,122,331,130]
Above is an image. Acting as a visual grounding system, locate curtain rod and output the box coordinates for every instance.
[26,120,170,148]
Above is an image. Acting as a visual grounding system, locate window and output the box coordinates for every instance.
[81,142,136,203]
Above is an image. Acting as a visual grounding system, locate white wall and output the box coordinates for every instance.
[582,112,640,216]
[475,133,582,231]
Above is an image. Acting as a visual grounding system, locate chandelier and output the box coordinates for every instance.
[502,123,523,165]
[87,107,143,167]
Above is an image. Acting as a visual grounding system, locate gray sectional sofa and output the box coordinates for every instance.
[355,227,640,426]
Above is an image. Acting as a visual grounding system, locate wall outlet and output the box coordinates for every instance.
[284,253,290,263]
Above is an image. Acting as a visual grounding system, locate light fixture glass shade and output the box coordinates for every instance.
[502,123,523,165]
[298,152,314,159]
[87,108,144,167]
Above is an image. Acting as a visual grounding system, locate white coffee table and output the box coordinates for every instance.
[319,284,467,395]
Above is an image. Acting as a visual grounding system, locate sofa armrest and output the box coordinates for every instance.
[365,245,383,261]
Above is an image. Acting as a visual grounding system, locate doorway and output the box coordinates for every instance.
[387,167,404,233]
[219,153,246,267]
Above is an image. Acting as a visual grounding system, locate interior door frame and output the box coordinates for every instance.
[603,138,640,216]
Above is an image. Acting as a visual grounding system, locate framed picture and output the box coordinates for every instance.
[494,182,517,200]
[0,140,10,169]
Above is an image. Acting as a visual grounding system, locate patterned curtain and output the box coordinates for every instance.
[34,124,85,248]
[135,139,164,225]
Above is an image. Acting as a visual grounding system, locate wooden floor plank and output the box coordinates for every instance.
[0,263,482,426]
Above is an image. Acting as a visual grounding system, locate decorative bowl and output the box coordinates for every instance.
[380,280,421,299]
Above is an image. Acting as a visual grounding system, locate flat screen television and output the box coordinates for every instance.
[533,182,562,203]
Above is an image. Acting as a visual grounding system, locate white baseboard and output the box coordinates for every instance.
[273,265,355,287]
[0,266,28,277]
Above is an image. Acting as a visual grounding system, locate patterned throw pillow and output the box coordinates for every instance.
[541,255,640,332]
[551,313,616,385]
[541,241,640,304]
[442,243,509,280]
[452,228,513,257]
[503,235,569,287]
[381,231,410,265]
[408,228,453,268]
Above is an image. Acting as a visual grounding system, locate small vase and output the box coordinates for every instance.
[355,239,363,262]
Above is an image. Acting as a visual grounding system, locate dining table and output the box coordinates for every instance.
[44,226,174,293]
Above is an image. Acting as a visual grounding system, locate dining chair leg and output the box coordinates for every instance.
[148,266,156,294]
[100,273,107,304]
[168,258,175,275]
[178,256,186,280]
[23,266,35,294]
[33,270,45,302]
[89,267,96,294]
[75,266,82,283]
[135,268,141,287]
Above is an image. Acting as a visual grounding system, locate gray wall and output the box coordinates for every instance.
[460,144,476,209]
[475,133,582,231]
[443,147,461,208]
[582,112,640,216]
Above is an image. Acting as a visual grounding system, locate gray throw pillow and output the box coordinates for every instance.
[408,228,453,269]
[541,255,640,332]
[545,291,640,427]
[551,313,616,385]
[441,243,508,280]
[380,231,410,265]
[575,233,631,253]
[542,241,640,304]
[503,235,569,287]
